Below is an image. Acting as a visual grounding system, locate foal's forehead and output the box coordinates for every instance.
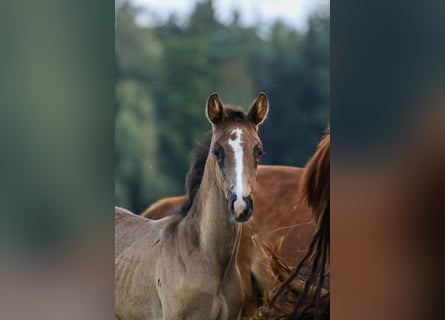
[214,123,259,146]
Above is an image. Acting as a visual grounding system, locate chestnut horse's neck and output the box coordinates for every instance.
[185,152,241,269]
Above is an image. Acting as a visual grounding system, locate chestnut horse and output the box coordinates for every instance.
[115,93,269,319]
[141,137,315,316]
[254,130,330,320]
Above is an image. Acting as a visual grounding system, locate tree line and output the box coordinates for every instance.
[115,0,329,212]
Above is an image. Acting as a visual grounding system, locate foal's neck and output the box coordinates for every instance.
[188,156,241,268]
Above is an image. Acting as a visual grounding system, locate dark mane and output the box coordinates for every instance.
[177,106,248,216]
[177,130,212,215]
[301,128,330,225]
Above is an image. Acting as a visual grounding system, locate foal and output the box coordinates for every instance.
[141,164,313,317]
[115,93,269,319]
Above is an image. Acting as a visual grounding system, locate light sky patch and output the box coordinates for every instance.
[128,0,329,32]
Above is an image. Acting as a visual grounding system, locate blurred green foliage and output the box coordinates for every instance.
[115,0,330,213]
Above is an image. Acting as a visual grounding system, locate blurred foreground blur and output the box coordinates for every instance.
[331,1,445,317]
[0,0,114,318]
[332,96,445,319]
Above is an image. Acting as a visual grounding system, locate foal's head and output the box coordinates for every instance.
[205,93,269,222]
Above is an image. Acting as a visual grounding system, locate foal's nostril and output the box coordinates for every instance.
[238,207,252,222]
[243,196,253,209]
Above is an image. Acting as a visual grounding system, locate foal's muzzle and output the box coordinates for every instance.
[228,192,253,222]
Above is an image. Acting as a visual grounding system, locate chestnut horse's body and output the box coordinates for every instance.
[115,93,269,319]
[142,164,315,316]
[254,131,330,320]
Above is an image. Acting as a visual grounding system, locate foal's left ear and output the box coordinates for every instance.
[247,92,269,127]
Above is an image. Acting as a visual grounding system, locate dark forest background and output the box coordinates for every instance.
[115,0,330,213]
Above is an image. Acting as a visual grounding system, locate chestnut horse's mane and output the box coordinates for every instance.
[255,128,330,320]
[178,106,250,216]
[302,129,330,226]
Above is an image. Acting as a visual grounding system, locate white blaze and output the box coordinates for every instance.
[228,128,246,214]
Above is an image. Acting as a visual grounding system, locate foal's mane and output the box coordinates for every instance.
[178,131,212,215]
[178,105,249,216]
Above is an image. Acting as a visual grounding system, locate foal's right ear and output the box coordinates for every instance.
[206,93,224,125]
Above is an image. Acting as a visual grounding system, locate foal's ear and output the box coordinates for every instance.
[247,92,269,126]
[206,93,224,125]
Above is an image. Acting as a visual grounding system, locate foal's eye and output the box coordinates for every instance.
[254,147,263,159]
[213,147,223,161]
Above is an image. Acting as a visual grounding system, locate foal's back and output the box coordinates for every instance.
[115,207,165,319]
[115,208,238,320]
